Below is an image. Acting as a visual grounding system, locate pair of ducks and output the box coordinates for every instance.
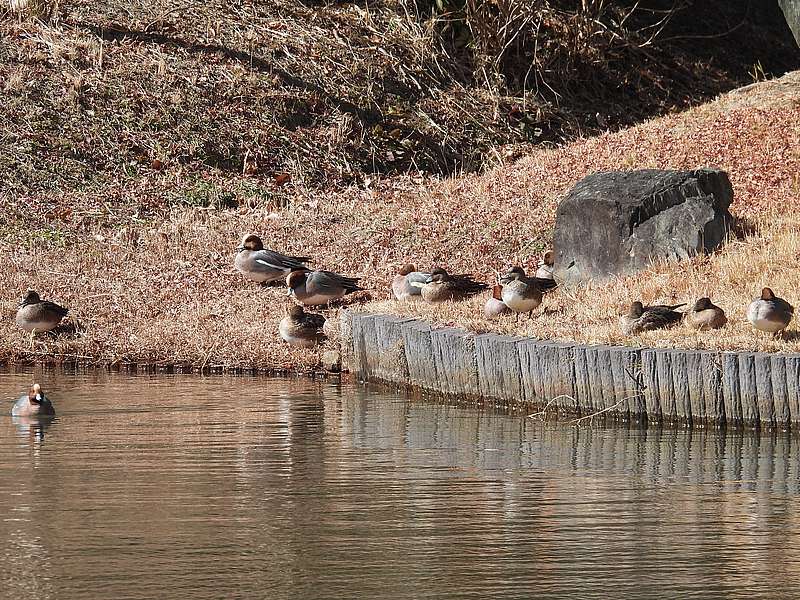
[234,234,363,305]
[620,288,794,336]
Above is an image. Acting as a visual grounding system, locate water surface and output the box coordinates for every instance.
[1,371,799,599]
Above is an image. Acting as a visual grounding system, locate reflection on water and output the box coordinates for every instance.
[1,370,800,599]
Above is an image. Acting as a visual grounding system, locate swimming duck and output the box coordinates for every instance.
[420,268,488,303]
[279,304,326,347]
[534,250,555,281]
[392,264,430,301]
[686,297,727,331]
[620,301,686,335]
[747,287,794,334]
[16,290,68,333]
[484,285,511,319]
[499,266,557,319]
[234,234,311,284]
[286,270,363,306]
[12,384,55,417]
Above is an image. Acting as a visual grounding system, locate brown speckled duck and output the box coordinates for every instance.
[686,297,727,331]
[420,268,488,303]
[16,290,68,333]
[279,304,326,347]
[620,301,686,335]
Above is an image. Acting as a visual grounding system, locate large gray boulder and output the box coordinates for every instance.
[553,169,733,283]
[779,0,800,46]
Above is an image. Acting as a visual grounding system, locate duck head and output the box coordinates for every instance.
[28,383,44,405]
[287,303,305,318]
[20,290,40,307]
[542,251,554,266]
[491,284,503,300]
[286,270,308,294]
[398,263,417,276]
[761,287,776,301]
[237,234,264,253]
[425,267,449,284]
[500,266,525,284]
[629,301,645,318]
[693,297,713,311]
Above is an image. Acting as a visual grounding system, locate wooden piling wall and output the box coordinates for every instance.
[342,311,800,428]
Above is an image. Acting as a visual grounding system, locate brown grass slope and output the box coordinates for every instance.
[0,70,798,368]
[1,0,798,198]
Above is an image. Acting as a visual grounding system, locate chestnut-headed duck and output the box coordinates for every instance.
[686,297,727,331]
[534,250,555,280]
[484,285,511,319]
[620,301,686,335]
[499,266,556,319]
[286,270,363,306]
[420,268,488,303]
[279,304,327,347]
[12,384,55,417]
[16,290,68,333]
[392,263,430,301]
[747,287,794,334]
[235,234,310,284]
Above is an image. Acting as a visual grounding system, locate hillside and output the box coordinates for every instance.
[1,0,798,200]
[0,67,798,369]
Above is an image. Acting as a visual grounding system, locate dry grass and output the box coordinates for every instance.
[0,71,798,367]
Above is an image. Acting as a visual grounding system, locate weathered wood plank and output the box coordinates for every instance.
[572,345,591,415]
[701,352,724,426]
[373,315,414,384]
[785,354,800,428]
[584,345,613,414]
[684,351,706,425]
[754,353,776,427]
[401,320,438,391]
[737,352,760,427]
[640,349,661,422]
[656,350,676,421]
[517,339,546,404]
[475,334,523,402]
[609,347,643,419]
[770,355,789,427]
[430,328,479,397]
[721,353,743,426]
[669,350,692,424]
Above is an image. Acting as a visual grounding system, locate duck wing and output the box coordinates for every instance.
[527,276,557,293]
[640,306,683,330]
[41,301,69,318]
[252,249,311,271]
[307,271,364,294]
[452,275,489,295]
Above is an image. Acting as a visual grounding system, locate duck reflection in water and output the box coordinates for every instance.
[12,415,55,445]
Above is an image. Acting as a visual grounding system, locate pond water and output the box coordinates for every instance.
[1,370,799,599]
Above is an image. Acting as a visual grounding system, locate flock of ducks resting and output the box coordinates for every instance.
[11,235,796,416]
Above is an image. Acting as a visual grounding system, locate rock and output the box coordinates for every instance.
[321,350,341,373]
[779,0,800,45]
[553,169,733,283]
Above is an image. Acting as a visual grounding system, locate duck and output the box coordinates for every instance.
[279,304,326,347]
[499,266,557,319]
[12,384,55,417]
[534,250,555,281]
[392,263,430,301]
[420,268,488,303]
[484,285,511,319]
[234,234,311,284]
[620,301,686,335]
[16,290,69,333]
[686,297,727,331]
[286,270,363,306]
[747,287,794,334]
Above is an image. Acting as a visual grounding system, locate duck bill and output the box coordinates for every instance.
[29,394,42,405]
[235,246,245,253]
